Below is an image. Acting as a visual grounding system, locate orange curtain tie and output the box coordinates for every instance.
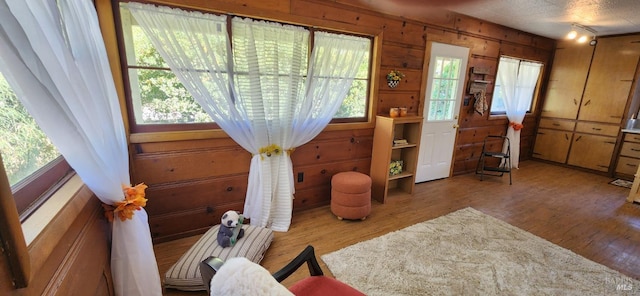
[103,183,148,222]
[509,122,524,131]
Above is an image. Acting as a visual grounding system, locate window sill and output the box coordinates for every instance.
[488,113,534,120]
[129,121,375,143]
[22,174,89,246]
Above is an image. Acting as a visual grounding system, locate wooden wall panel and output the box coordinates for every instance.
[133,147,251,185]
[44,206,111,295]
[293,159,371,211]
[378,67,422,91]
[150,208,227,242]
[293,159,371,190]
[377,92,421,116]
[155,0,292,14]
[137,128,374,241]
[469,38,501,57]
[293,186,332,211]
[291,0,384,30]
[145,174,248,215]
[292,139,358,164]
[380,43,425,70]
[134,138,239,153]
[1,190,113,295]
[501,43,553,62]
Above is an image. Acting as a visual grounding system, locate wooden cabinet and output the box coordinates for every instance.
[578,35,640,123]
[533,128,572,163]
[616,133,640,176]
[535,35,640,173]
[566,122,618,172]
[370,115,422,203]
[567,133,617,172]
[533,118,574,163]
[541,41,594,119]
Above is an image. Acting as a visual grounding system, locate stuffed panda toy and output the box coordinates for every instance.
[217,210,245,248]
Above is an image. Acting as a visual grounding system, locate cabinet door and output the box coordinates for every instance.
[579,35,640,123]
[620,142,640,158]
[617,156,640,175]
[532,128,572,163]
[540,41,594,119]
[538,118,575,131]
[567,134,616,171]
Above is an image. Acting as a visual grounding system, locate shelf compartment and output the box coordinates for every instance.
[392,143,417,149]
[388,171,413,180]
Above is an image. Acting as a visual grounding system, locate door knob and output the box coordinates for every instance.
[453,124,459,128]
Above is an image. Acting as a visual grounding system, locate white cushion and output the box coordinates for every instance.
[210,257,293,296]
[164,224,274,291]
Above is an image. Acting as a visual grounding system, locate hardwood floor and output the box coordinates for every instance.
[154,160,640,295]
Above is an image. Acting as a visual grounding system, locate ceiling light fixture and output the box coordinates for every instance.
[566,25,578,40]
[567,23,597,46]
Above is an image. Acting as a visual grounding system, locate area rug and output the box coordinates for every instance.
[321,208,639,295]
[610,178,634,189]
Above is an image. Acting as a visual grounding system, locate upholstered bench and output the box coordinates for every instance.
[331,171,372,220]
[164,224,274,291]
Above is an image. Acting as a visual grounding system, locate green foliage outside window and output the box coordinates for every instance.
[130,26,211,124]
[123,9,369,125]
[0,74,59,185]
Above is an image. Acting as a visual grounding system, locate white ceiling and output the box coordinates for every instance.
[445,0,640,39]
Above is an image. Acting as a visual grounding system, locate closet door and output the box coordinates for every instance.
[578,35,640,123]
[540,41,593,119]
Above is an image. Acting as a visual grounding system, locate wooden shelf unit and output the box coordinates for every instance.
[370,115,423,203]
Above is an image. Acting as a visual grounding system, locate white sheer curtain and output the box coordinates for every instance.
[127,3,368,231]
[0,1,161,295]
[229,18,310,230]
[496,57,542,168]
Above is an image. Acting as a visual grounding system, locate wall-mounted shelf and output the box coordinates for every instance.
[468,67,492,94]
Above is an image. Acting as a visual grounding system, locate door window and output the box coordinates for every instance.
[427,57,461,121]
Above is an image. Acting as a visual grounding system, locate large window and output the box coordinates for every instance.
[491,57,543,114]
[0,72,72,220]
[117,5,372,132]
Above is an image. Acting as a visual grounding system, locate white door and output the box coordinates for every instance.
[415,42,469,183]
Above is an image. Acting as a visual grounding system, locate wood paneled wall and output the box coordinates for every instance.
[133,129,373,242]
[102,0,555,242]
[0,186,113,295]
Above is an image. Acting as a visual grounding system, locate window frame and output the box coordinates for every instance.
[0,74,75,221]
[114,2,374,133]
[490,55,544,116]
[11,157,74,222]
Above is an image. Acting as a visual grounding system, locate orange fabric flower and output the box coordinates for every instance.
[103,183,148,222]
[509,122,524,131]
